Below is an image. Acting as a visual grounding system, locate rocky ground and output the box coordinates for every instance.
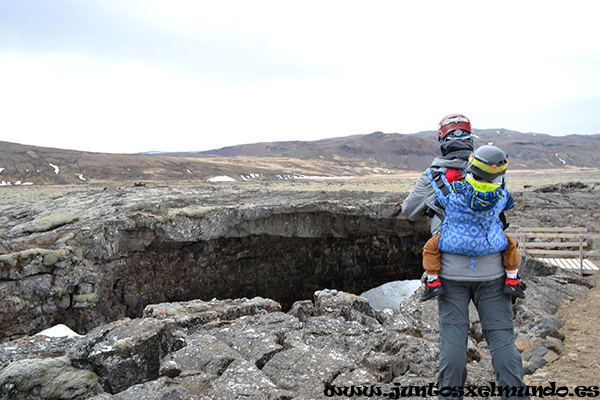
[524,271,600,397]
[0,177,599,399]
[0,257,595,399]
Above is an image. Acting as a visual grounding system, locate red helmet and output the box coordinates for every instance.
[437,113,472,141]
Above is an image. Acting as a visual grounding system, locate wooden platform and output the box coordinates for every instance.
[536,257,599,275]
[513,227,600,276]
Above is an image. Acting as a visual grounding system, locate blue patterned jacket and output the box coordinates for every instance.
[427,169,514,259]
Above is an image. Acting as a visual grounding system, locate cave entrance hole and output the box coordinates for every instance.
[112,232,427,318]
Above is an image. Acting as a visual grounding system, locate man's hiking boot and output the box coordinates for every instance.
[503,276,526,299]
[420,278,444,302]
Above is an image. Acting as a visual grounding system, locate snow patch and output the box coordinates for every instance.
[555,153,567,164]
[240,173,353,181]
[360,280,421,310]
[78,174,87,181]
[207,176,236,182]
[36,324,82,338]
[0,168,5,173]
[1,181,33,186]
[49,163,60,174]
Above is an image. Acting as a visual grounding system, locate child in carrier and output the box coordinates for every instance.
[420,145,524,301]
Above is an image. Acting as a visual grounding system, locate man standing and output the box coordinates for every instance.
[401,114,528,399]
[402,113,474,234]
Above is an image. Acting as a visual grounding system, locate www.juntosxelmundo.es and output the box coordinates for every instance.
[324,382,600,398]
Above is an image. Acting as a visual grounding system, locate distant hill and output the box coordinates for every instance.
[1,129,599,185]
[202,129,600,171]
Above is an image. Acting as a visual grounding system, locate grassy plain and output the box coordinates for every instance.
[1,169,598,211]
[216,168,600,193]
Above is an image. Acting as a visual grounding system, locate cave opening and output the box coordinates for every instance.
[110,231,428,318]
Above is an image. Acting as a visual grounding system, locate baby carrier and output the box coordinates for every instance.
[426,168,509,258]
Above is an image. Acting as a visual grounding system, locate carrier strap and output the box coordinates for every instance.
[433,171,451,196]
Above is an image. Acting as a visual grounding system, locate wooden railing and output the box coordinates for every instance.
[513,227,600,275]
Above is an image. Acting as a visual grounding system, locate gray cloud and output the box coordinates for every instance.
[0,0,329,81]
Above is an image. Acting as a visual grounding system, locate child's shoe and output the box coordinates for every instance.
[503,276,526,299]
[420,278,445,302]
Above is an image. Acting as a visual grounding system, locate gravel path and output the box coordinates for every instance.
[525,271,600,398]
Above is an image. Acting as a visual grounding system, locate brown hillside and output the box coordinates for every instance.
[1,130,599,185]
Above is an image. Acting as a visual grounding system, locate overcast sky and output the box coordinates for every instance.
[1,0,599,154]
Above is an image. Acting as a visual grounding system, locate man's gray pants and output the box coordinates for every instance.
[438,277,529,399]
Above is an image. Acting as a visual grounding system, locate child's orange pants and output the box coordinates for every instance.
[422,233,520,274]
